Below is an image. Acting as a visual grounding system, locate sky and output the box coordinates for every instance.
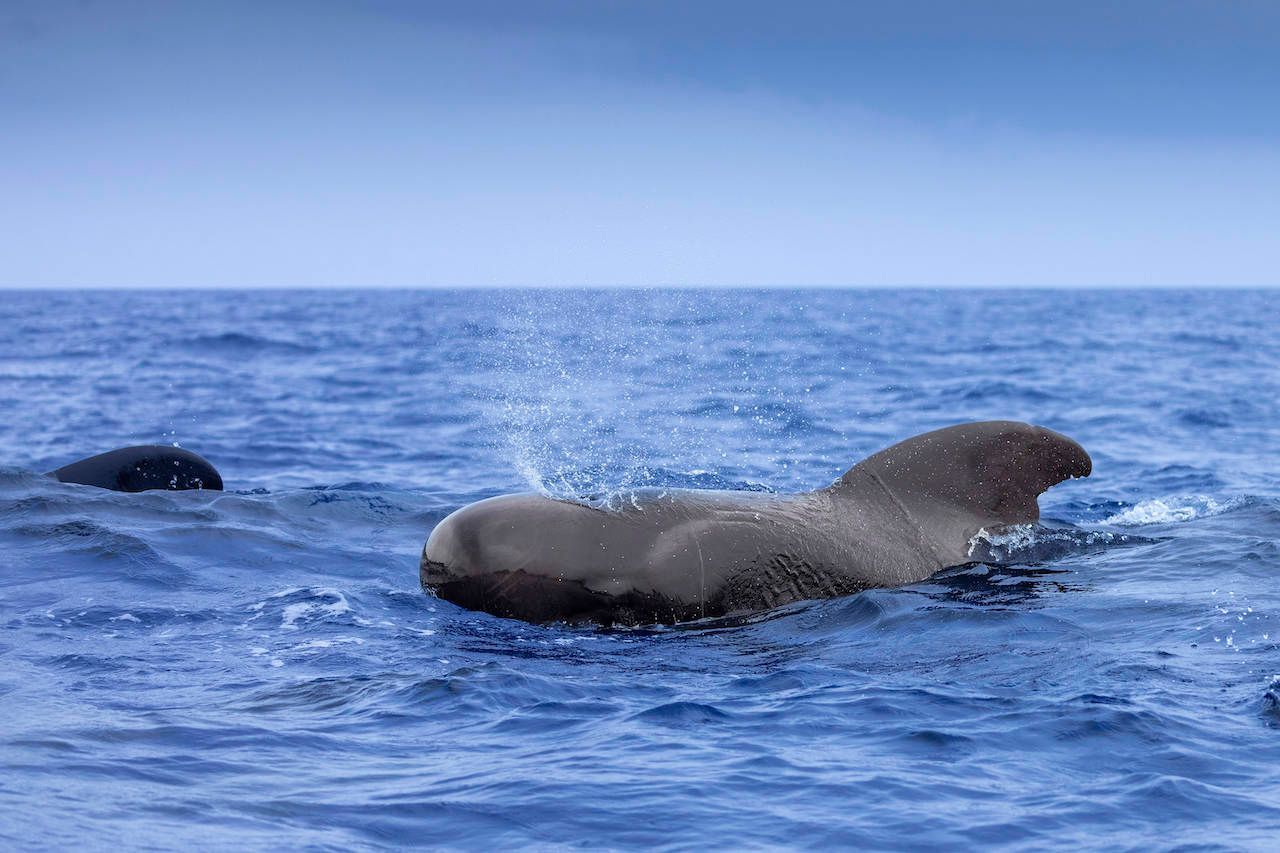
[2,0,1278,287]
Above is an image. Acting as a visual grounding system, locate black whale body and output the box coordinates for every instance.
[50,446,223,492]
[422,421,1091,626]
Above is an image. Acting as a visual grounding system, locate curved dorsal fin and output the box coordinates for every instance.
[835,421,1091,564]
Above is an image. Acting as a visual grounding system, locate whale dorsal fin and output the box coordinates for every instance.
[835,421,1091,565]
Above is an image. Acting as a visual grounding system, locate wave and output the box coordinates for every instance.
[181,332,316,354]
[248,587,355,632]
[967,523,1154,565]
[1102,495,1250,526]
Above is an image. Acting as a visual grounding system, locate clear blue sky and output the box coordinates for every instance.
[3,0,1277,287]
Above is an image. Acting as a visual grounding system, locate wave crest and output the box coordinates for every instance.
[1103,495,1247,526]
[967,523,1151,565]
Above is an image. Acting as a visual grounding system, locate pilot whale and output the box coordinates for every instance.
[50,446,223,492]
[421,421,1091,626]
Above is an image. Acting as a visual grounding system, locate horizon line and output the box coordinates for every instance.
[3,283,1278,291]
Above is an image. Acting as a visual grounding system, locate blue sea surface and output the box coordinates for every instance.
[1,289,1278,850]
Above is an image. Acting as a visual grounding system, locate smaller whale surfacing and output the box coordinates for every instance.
[50,446,223,492]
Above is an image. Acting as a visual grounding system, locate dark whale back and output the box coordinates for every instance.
[51,446,223,492]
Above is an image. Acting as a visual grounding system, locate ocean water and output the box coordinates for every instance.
[1,288,1278,850]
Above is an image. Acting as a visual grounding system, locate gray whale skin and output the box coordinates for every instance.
[422,421,1091,626]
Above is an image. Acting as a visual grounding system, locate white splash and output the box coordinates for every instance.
[1103,495,1244,526]
[277,588,352,631]
[289,636,364,652]
[966,523,1125,562]
[480,290,834,499]
[967,524,1038,557]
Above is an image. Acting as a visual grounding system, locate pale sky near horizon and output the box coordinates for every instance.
[3,1,1278,288]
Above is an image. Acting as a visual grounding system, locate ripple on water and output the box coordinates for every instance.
[3,289,1280,848]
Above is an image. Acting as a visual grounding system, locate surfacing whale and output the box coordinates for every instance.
[50,446,223,492]
[421,421,1091,626]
